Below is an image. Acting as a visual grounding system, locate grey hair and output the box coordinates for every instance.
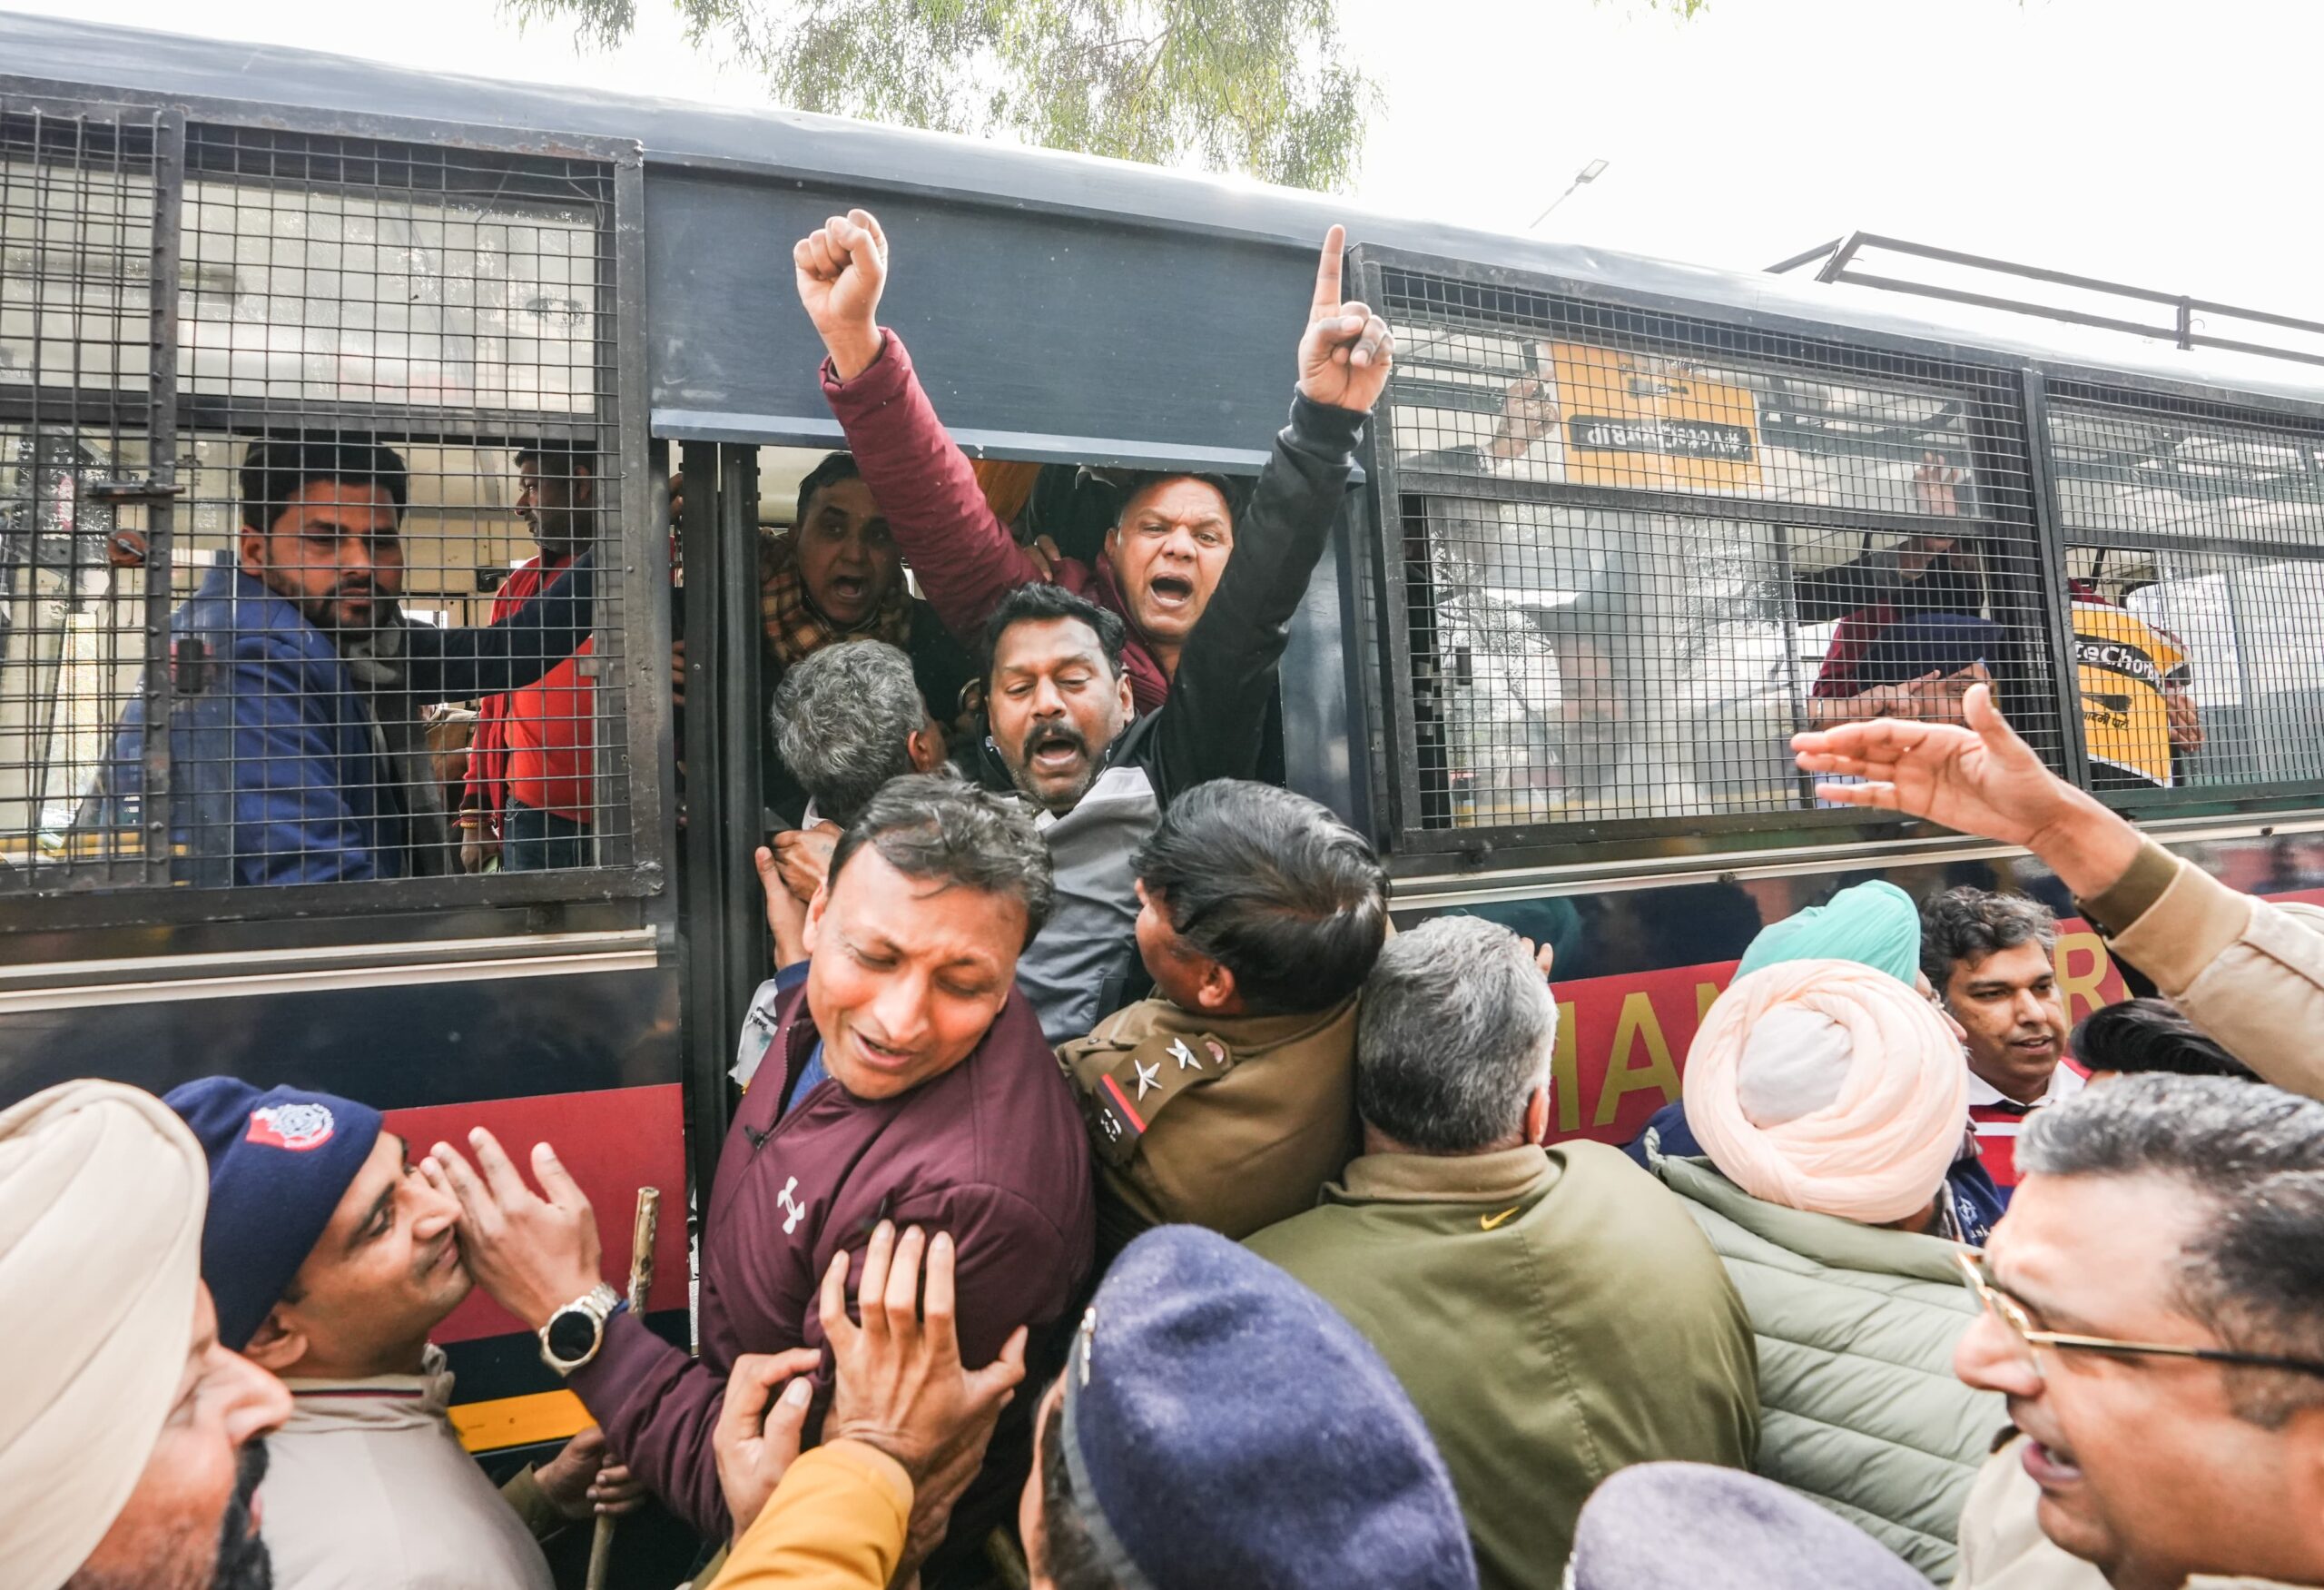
[2020,1074,2324,1427]
[1354,915,1558,1153]
[827,772,1055,946]
[772,640,927,830]
[1920,885,2058,989]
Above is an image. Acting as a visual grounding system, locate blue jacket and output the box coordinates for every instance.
[92,558,595,886]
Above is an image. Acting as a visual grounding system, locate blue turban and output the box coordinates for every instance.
[1736,881,1920,988]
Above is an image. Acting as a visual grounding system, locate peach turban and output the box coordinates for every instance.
[1683,960,1969,1225]
[0,1081,209,1590]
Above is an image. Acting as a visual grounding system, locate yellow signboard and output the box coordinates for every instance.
[2073,599,2185,788]
[1548,343,1764,494]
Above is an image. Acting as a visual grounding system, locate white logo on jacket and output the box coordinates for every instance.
[776,1175,807,1235]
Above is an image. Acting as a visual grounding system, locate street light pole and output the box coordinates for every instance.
[1530,158,1610,230]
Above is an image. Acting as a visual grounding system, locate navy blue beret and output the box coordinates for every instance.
[1571,1464,1927,1590]
[164,1077,384,1352]
[1061,1225,1476,1590]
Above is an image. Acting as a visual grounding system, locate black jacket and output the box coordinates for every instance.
[963,390,1364,1043]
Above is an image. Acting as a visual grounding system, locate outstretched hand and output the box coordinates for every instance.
[1790,681,2064,844]
[794,209,889,380]
[1791,681,2145,899]
[824,1223,1026,1576]
[824,1222,1027,1478]
[1296,225,1395,414]
[420,1129,605,1332]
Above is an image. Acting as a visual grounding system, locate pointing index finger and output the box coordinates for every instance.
[1311,224,1347,317]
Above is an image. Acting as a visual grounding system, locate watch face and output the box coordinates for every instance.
[546,1307,597,1364]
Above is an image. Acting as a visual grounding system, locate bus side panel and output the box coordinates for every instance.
[1409,831,2323,1149]
[645,170,1323,455]
[0,963,680,1110]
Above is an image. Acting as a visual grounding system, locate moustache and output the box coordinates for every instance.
[416,1230,450,1275]
[1019,721,1088,764]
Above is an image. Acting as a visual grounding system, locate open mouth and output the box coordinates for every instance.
[1147,574,1196,610]
[2021,1437,2084,1488]
[826,574,870,607]
[1026,727,1087,777]
[2011,1034,2060,1055]
[851,1028,918,1074]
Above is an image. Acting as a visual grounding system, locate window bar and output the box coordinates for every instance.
[138,107,183,889]
[2020,370,2094,790]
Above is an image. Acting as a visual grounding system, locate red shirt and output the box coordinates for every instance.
[465,551,596,825]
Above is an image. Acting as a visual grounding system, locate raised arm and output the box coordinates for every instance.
[1148,227,1391,798]
[1793,684,2324,1099]
[797,210,1049,646]
[404,555,596,701]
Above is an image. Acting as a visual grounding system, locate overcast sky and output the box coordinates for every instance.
[17,0,2324,342]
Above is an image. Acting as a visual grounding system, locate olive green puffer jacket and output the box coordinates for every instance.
[1652,1153,2005,1583]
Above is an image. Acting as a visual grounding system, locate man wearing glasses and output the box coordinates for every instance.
[1950,1073,2324,1590]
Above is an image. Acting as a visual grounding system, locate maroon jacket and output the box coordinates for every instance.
[822,329,1173,716]
[567,965,1095,1542]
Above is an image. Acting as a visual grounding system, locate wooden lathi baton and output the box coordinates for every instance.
[585,1186,660,1590]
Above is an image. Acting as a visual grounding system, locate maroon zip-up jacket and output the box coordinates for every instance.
[566,964,1094,1545]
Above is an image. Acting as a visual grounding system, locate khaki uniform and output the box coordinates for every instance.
[1058,994,1361,1256]
[264,1346,559,1590]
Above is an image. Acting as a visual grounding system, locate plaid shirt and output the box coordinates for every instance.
[758,530,912,667]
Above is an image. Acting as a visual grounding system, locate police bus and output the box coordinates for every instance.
[6,10,2323,1559]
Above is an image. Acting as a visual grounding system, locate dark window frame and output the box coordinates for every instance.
[1349,243,2324,878]
[0,85,666,936]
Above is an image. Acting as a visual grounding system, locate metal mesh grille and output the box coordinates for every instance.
[0,105,162,888]
[1,109,631,894]
[2052,389,2324,795]
[1372,265,2060,836]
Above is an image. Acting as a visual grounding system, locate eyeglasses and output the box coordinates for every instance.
[1953,1249,2324,1379]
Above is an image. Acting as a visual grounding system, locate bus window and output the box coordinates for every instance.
[1375,282,2057,835]
[743,444,1250,830]
[0,112,643,897]
[178,165,601,414]
[2051,393,2324,797]
[0,430,153,862]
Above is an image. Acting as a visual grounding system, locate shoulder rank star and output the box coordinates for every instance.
[1134,1059,1162,1100]
[1168,1038,1203,1072]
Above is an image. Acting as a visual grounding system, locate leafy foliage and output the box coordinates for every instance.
[506,0,1382,192]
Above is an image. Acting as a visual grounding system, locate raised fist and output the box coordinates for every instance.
[793,208,890,380]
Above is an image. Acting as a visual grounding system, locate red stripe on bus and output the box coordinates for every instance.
[385,1084,688,1345]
